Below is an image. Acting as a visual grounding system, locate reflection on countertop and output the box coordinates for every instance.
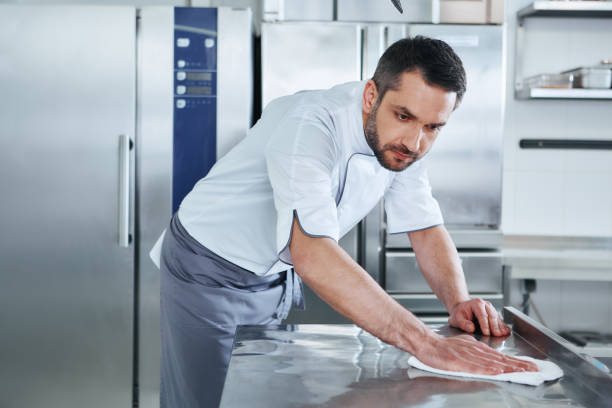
[219,324,591,408]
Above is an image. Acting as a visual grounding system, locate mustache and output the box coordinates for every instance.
[385,144,418,159]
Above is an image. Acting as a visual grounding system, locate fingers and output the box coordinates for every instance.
[473,300,491,336]
[448,304,475,333]
[484,302,509,337]
[469,345,539,373]
[418,335,540,376]
[456,319,475,333]
[453,336,539,373]
[449,299,511,336]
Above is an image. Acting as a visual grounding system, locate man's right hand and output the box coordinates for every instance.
[415,333,538,375]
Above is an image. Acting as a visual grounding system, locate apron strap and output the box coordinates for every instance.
[274,268,306,320]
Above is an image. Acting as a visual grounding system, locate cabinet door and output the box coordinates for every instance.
[0,6,135,408]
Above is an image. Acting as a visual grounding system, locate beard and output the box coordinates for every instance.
[364,100,420,172]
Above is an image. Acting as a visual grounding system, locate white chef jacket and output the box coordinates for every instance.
[153,81,443,276]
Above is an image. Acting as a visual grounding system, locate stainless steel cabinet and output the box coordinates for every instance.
[0,6,136,408]
[386,251,503,293]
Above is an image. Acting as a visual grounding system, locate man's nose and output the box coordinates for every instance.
[402,124,423,152]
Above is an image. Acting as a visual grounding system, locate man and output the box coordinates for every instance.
[154,36,536,408]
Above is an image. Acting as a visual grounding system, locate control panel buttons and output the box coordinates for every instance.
[177,60,186,68]
[176,71,186,81]
[176,85,186,95]
[204,38,215,48]
[177,37,190,48]
[176,99,186,109]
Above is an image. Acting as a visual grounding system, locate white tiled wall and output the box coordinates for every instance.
[509,279,612,334]
[502,0,612,237]
[503,0,612,336]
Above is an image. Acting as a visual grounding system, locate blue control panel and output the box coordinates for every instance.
[173,7,218,213]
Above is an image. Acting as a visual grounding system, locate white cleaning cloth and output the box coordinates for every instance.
[408,355,563,386]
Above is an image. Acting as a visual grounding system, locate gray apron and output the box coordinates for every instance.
[160,214,305,408]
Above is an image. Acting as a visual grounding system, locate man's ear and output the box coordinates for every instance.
[362,80,379,115]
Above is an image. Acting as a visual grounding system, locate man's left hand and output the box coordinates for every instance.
[448,298,510,337]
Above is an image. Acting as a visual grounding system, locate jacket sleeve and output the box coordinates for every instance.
[384,159,444,234]
[265,106,340,265]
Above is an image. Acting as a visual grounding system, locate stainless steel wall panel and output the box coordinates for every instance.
[136,7,174,408]
[408,24,504,228]
[0,5,136,408]
[386,251,503,293]
[261,22,361,107]
[217,7,253,159]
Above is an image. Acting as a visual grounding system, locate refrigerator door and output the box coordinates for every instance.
[0,6,135,408]
[407,24,504,228]
[136,7,174,408]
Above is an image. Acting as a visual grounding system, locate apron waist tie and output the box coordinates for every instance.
[274,268,306,320]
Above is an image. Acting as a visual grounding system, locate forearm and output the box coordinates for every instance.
[290,220,433,354]
[409,225,470,312]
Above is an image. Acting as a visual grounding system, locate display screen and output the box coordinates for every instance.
[186,86,213,95]
[186,72,212,81]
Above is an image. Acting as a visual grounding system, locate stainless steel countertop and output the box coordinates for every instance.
[220,309,612,407]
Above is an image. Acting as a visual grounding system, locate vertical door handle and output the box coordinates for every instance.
[118,134,132,247]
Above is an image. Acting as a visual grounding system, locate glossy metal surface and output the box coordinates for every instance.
[505,307,612,407]
[119,134,132,247]
[407,24,504,228]
[0,6,135,407]
[261,22,361,108]
[391,293,503,314]
[221,318,611,407]
[386,251,502,293]
[387,228,504,249]
[217,8,253,159]
[136,7,174,408]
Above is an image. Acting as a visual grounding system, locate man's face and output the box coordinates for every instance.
[363,70,457,172]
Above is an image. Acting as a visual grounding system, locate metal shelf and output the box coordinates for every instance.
[515,87,612,100]
[518,1,612,25]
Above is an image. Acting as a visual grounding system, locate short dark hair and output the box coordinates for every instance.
[372,36,466,108]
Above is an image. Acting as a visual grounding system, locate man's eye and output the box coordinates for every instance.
[428,125,440,132]
[397,114,408,120]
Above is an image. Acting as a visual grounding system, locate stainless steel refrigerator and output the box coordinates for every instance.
[261,21,505,322]
[0,5,252,408]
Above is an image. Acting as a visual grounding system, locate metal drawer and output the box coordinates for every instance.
[385,251,502,293]
[392,293,504,314]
